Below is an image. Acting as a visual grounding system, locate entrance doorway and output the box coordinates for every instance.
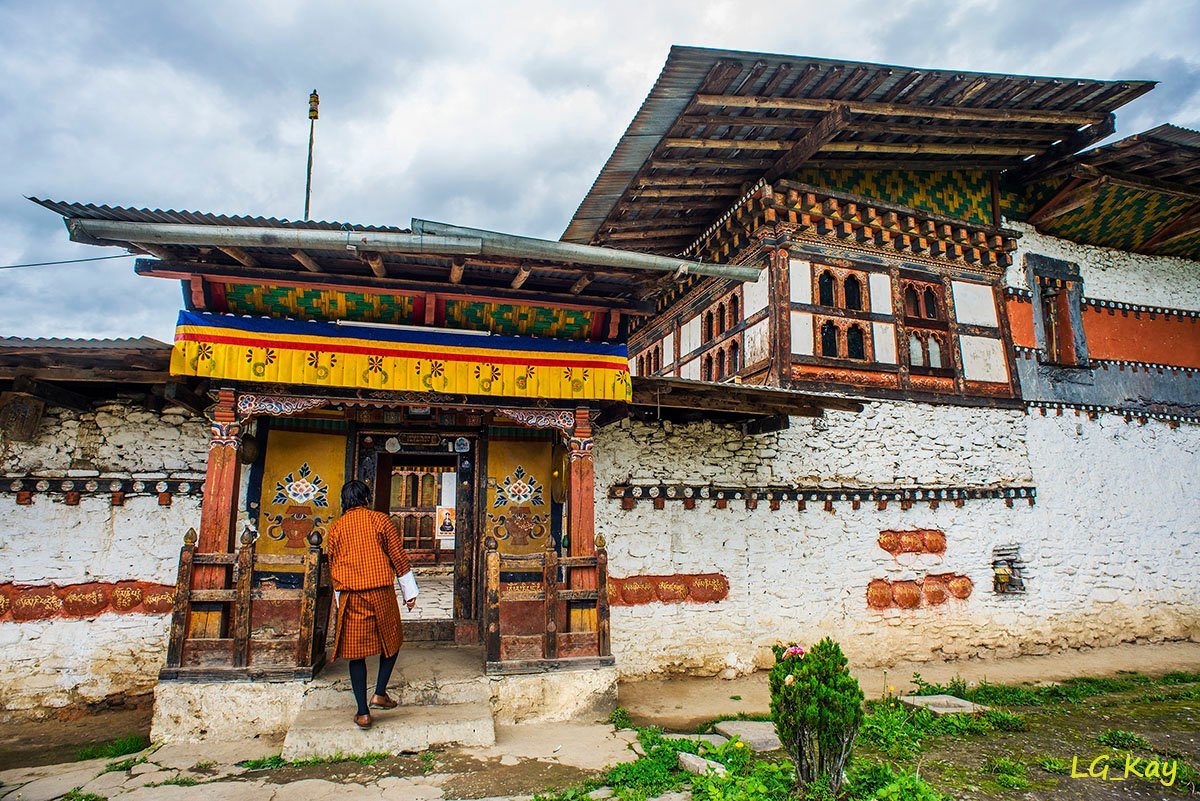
[354,430,479,641]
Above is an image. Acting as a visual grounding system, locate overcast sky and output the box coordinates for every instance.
[1,0,1198,342]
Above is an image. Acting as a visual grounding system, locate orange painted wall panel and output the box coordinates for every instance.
[1006,298,1037,349]
[1082,307,1200,368]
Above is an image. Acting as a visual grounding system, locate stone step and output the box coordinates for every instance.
[302,645,491,709]
[281,700,496,760]
[301,674,491,709]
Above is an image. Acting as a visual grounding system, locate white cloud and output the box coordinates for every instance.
[1,0,1197,340]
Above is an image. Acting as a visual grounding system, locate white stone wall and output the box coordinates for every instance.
[0,398,208,718]
[594,407,1200,678]
[1006,221,1200,309]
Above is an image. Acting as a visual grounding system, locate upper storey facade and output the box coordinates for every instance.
[565,47,1200,418]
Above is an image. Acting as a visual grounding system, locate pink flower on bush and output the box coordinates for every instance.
[784,645,806,659]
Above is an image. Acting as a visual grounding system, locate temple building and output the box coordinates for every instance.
[1,47,1198,745]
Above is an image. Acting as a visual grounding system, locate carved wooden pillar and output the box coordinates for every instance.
[191,389,244,637]
[768,246,792,387]
[566,407,596,633]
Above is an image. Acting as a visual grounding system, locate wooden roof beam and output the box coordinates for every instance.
[1005,114,1116,185]
[217,246,259,268]
[570,272,595,295]
[449,256,465,284]
[363,252,387,278]
[289,249,323,272]
[12,375,92,411]
[510,265,533,289]
[630,187,742,198]
[647,158,773,170]
[635,175,748,187]
[663,137,1036,157]
[602,227,706,241]
[693,93,1108,126]
[132,242,177,261]
[764,105,851,182]
[1080,166,1200,202]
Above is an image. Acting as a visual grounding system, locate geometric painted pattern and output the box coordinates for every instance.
[444,300,597,340]
[790,168,994,226]
[1040,185,1196,253]
[223,284,416,325]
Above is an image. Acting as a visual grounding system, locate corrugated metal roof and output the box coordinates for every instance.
[28,199,411,234]
[0,336,168,350]
[562,45,1157,248]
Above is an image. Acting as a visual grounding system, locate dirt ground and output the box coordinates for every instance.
[620,640,1200,730]
[0,696,153,771]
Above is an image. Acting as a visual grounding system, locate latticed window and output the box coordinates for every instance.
[818,271,836,307]
[846,325,866,360]
[844,276,863,311]
[820,321,839,357]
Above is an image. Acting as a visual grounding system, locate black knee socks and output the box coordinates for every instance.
[376,651,398,696]
[348,658,369,716]
[349,653,399,716]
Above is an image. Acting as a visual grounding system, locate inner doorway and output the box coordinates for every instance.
[374,453,457,622]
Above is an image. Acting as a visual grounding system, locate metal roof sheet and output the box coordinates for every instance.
[28,199,411,234]
[562,45,1157,247]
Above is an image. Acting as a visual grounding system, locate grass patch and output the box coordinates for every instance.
[1037,755,1071,775]
[608,706,633,730]
[62,790,107,801]
[1097,729,1150,750]
[75,734,149,762]
[982,756,1029,790]
[236,751,389,770]
[859,697,1026,758]
[911,669,1193,708]
[101,756,146,774]
[729,695,742,701]
[191,760,215,771]
[146,776,201,788]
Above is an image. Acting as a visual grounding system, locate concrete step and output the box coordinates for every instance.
[302,645,491,709]
[281,700,496,760]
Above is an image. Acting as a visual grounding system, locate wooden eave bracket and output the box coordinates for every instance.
[1028,176,1109,225]
[763,105,851,183]
[1003,113,1116,186]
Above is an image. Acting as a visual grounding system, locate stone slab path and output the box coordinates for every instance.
[0,721,638,801]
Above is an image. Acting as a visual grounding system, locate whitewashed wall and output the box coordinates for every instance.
[1006,221,1200,308]
[0,399,207,719]
[594,408,1200,678]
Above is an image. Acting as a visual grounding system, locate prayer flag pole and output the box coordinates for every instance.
[304,89,319,221]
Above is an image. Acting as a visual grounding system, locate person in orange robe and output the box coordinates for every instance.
[326,479,419,728]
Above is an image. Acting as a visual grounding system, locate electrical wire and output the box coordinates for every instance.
[0,254,134,270]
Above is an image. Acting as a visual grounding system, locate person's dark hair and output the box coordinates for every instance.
[340,480,373,512]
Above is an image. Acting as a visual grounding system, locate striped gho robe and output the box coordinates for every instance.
[326,507,418,660]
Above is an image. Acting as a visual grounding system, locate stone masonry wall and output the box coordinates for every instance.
[595,408,1200,678]
[0,398,208,719]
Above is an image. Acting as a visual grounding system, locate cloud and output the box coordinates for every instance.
[1,0,1197,341]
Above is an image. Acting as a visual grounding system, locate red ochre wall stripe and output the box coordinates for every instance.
[1006,297,1200,369]
[0,581,175,621]
[1082,307,1200,369]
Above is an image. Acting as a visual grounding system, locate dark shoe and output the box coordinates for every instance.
[354,713,373,729]
[370,693,398,709]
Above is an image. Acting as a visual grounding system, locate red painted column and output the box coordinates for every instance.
[566,407,596,634]
[191,389,243,637]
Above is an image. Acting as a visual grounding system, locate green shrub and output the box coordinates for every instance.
[981,710,1028,732]
[1097,729,1150,750]
[860,698,929,758]
[768,638,864,796]
[843,762,898,797]
[691,758,794,801]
